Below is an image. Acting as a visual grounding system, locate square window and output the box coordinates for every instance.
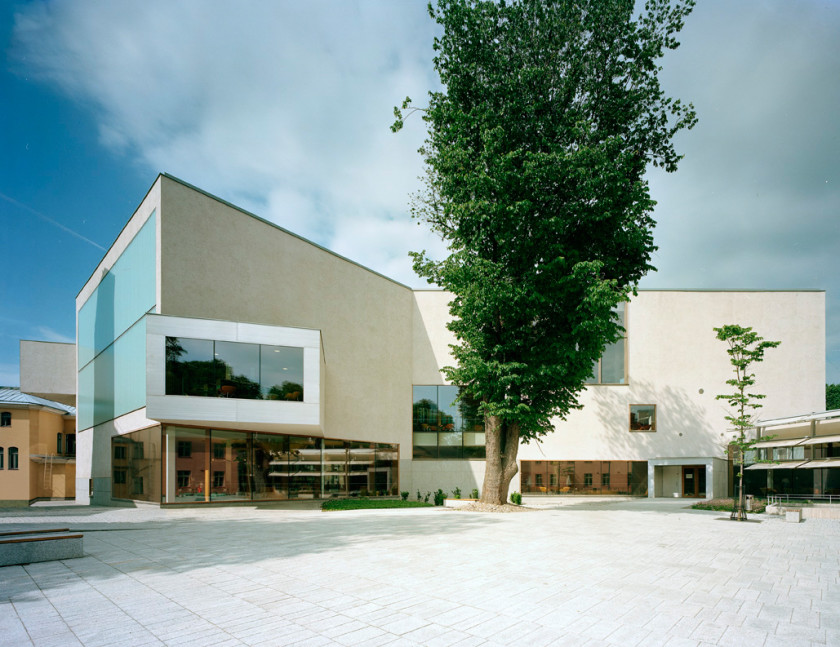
[113,469,127,484]
[630,405,656,431]
[177,470,190,488]
[213,443,225,459]
[177,441,192,458]
[114,445,127,460]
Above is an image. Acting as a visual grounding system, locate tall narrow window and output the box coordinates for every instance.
[66,434,76,456]
[585,303,627,385]
[0,447,4,469]
[9,447,19,470]
[0,411,10,426]
[57,433,63,454]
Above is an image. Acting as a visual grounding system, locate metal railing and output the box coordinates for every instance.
[768,493,840,506]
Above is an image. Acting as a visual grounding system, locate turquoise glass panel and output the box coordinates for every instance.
[77,362,94,430]
[78,214,156,368]
[112,319,147,421]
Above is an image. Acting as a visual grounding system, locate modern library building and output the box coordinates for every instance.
[21,174,828,506]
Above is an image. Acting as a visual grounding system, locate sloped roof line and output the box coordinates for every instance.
[0,388,76,415]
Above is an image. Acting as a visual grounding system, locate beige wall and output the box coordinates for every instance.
[157,177,416,452]
[20,341,77,406]
[0,406,75,504]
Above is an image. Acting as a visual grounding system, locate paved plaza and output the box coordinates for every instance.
[1,498,839,647]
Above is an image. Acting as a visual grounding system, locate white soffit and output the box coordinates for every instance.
[753,438,806,449]
[745,461,808,470]
[797,459,840,469]
[799,434,840,445]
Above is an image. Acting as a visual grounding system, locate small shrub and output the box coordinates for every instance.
[359,488,369,497]
[453,486,461,499]
[433,489,446,506]
[510,491,522,505]
[424,491,431,503]
[416,490,422,501]
[400,491,409,501]
[470,488,479,499]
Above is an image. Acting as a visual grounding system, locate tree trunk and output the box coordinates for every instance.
[480,414,520,505]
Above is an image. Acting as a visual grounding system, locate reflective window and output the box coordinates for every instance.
[165,337,304,401]
[1,411,10,426]
[209,430,251,501]
[112,427,161,503]
[585,303,627,385]
[521,460,648,495]
[166,338,214,396]
[66,434,76,456]
[261,346,304,401]
[413,386,484,459]
[630,404,656,431]
[8,447,18,470]
[215,341,260,399]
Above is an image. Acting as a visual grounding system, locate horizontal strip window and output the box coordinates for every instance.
[521,460,648,496]
[166,337,304,401]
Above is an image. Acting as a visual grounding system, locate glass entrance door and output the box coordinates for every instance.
[682,466,706,497]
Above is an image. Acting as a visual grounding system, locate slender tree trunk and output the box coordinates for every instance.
[480,414,520,505]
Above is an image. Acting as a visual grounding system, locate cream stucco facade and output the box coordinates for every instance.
[60,174,826,505]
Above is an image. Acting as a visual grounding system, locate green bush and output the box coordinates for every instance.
[471,488,479,499]
[400,491,409,501]
[510,491,522,505]
[322,498,433,511]
[424,491,431,503]
[433,489,446,506]
[416,490,422,501]
[453,486,461,499]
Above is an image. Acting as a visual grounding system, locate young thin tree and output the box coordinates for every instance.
[394,0,697,504]
[714,325,780,520]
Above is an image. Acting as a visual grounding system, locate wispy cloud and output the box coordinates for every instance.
[0,191,106,251]
[35,326,74,344]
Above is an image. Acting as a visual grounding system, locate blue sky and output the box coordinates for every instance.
[2,0,839,390]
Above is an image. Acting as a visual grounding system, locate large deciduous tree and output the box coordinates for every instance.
[394,0,697,504]
[714,325,780,521]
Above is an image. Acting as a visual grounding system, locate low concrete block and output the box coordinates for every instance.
[785,509,802,523]
[0,529,84,566]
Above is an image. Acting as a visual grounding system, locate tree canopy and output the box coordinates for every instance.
[395,0,696,503]
[827,384,840,411]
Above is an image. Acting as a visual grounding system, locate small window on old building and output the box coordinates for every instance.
[0,411,10,426]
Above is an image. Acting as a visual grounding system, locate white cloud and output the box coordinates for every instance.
[10,0,840,378]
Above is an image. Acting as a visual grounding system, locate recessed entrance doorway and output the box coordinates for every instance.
[682,465,706,497]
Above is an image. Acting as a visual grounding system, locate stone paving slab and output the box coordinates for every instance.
[1,499,839,646]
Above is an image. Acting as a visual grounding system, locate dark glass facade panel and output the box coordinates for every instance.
[375,443,400,496]
[412,385,484,459]
[252,433,290,500]
[350,442,376,495]
[521,460,648,495]
[287,436,321,498]
[323,439,348,497]
[215,341,261,399]
[111,426,162,502]
[165,337,304,401]
[166,338,214,396]
[261,346,304,401]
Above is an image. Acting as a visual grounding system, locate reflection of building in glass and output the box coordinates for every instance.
[15,174,825,506]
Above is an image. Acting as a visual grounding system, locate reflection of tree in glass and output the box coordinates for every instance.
[166,337,185,361]
[412,398,454,430]
[221,367,261,399]
[267,381,303,401]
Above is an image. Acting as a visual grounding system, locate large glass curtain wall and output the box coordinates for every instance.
[129,426,401,503]
[521,460,648,495]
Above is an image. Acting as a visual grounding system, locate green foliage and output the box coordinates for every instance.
[470,488,479,499]
[433,489,447,506]
[827,384,840,410]
[453,486,462,499]
[691,498,767,514]
[400,491,409,501]
[393,0,697,455]
[510,491,522,505]
[714,325,781,443]
[714,324,780,517]
[424,491,431,503]
[417,489,422,501]
[322,499,433,511]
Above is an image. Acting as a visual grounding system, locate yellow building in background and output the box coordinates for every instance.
[0,388,76,506]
